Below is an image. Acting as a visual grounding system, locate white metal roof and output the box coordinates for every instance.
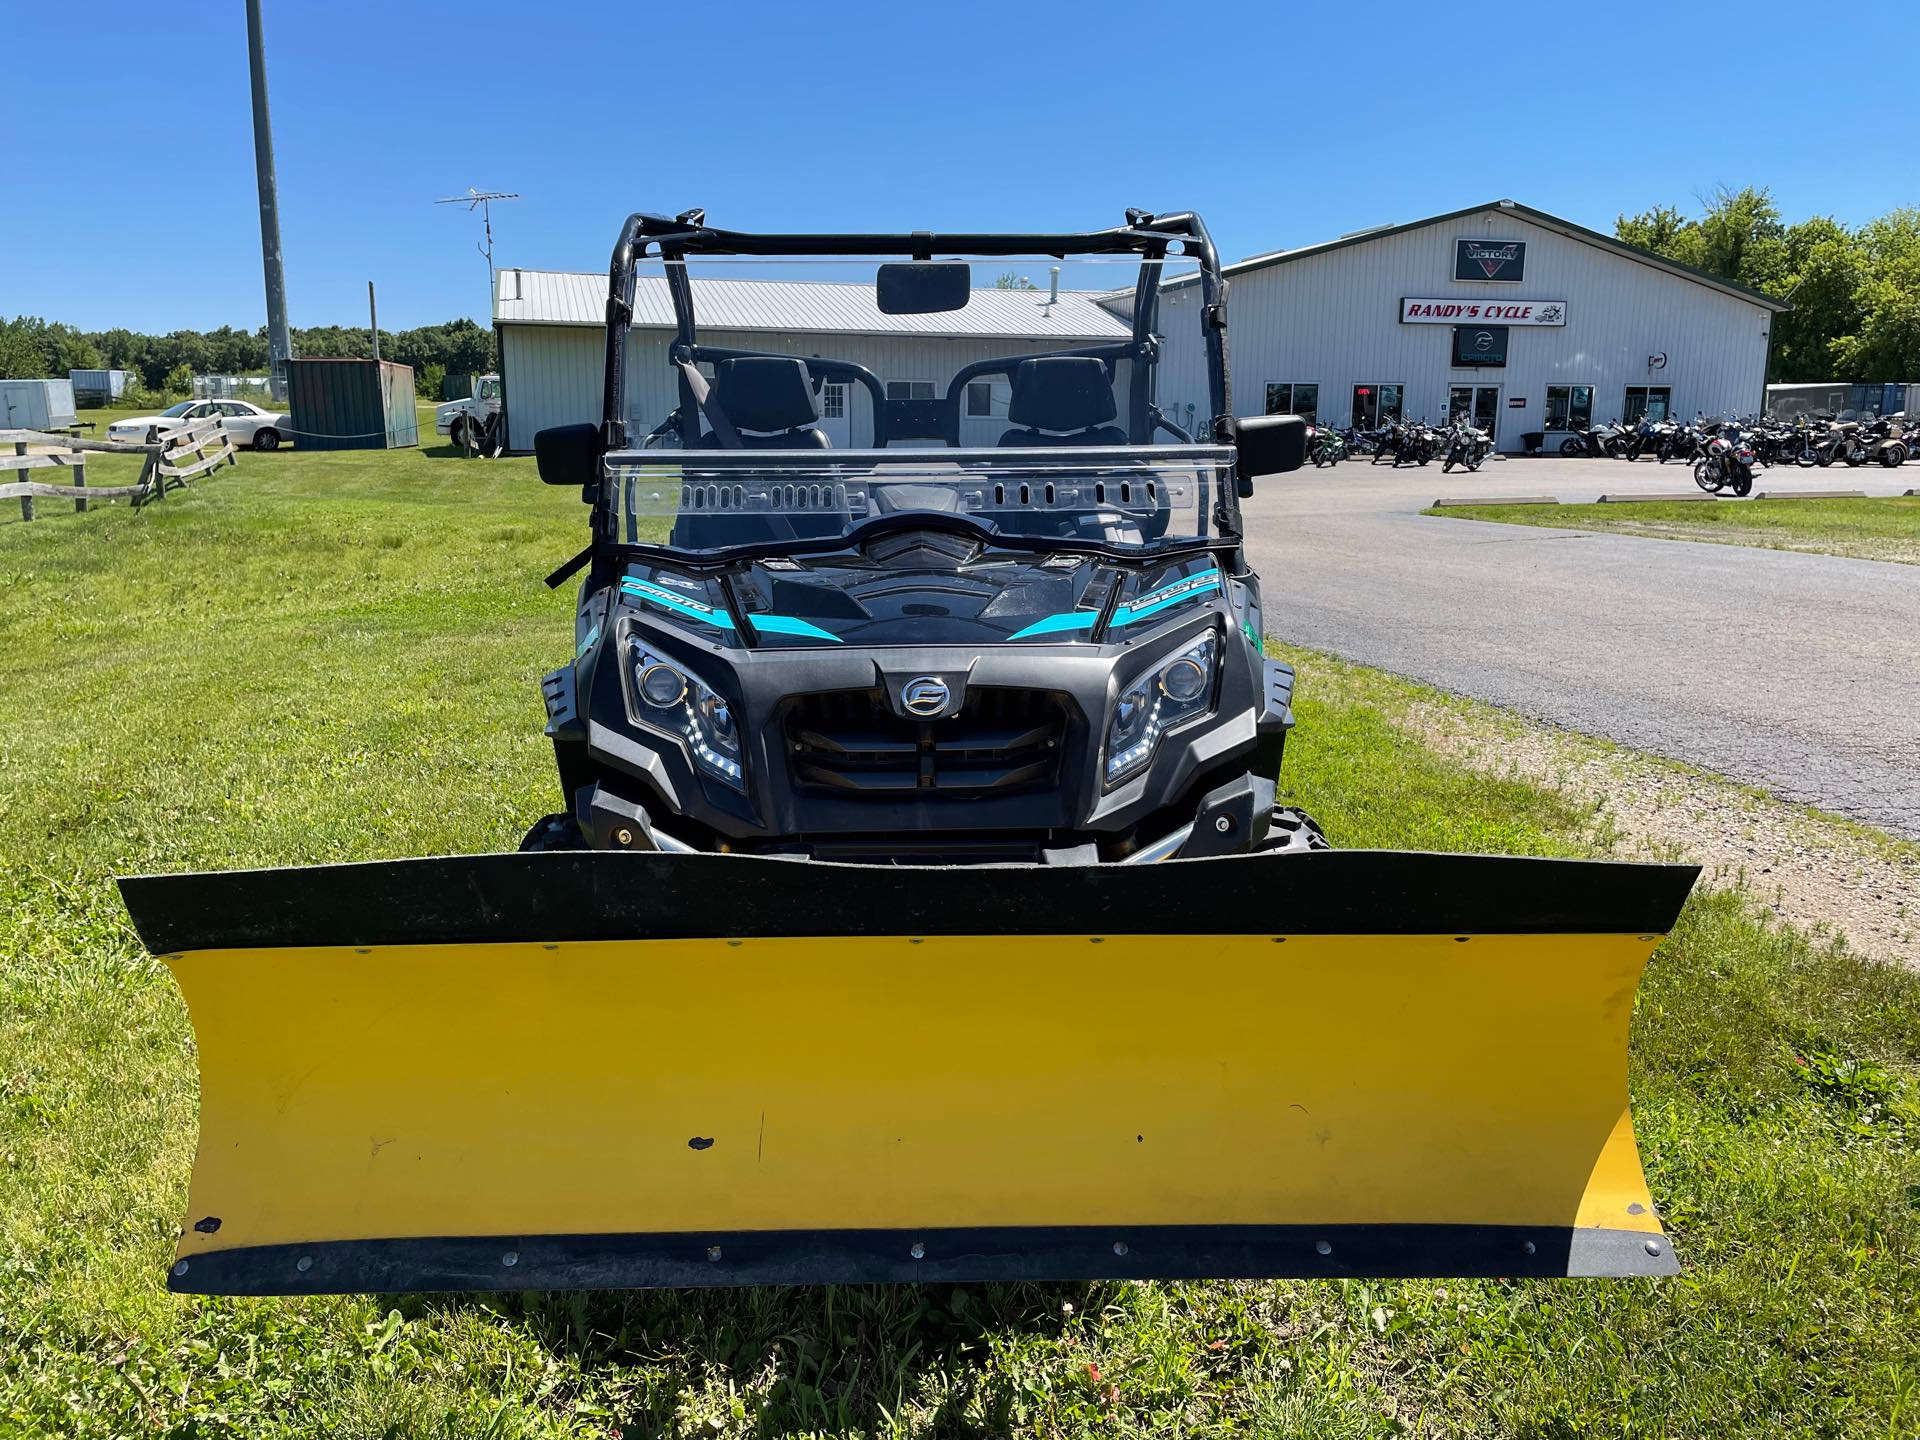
[493,268,1131,340]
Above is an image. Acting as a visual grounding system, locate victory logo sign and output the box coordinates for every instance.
[1465,242,1521,278]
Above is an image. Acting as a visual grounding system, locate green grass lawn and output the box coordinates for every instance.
[1426,495,1920,565]
[2,448,1917,1437]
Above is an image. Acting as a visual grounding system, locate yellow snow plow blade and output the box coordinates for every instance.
[120,850,1695,1294]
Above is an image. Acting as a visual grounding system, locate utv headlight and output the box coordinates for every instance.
[629,642,744,791]
[1104,629,1218,787]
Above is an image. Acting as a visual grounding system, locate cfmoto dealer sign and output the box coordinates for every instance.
[1402,298,1566,325]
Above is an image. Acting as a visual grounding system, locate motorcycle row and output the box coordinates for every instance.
[1310,417,1494,473]
[1553,411,1910,496]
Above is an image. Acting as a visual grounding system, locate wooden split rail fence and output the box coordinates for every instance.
[0,419,237,522]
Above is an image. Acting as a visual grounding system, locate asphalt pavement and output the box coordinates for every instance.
[1239,455,1920,840]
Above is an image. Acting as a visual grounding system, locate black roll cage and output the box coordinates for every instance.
[598,208,1235,456]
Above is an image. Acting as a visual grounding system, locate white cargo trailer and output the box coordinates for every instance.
[0,378,78,431]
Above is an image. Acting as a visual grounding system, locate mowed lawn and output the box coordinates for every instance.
[2,443,1918,1438]
[1426,494,1920,565]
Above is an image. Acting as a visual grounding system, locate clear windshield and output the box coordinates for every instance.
[608,449,1228,555]
[620,253,1209,448]
[608,251,1224,554]
[162,401,194,417]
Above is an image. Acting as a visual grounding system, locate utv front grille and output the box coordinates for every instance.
[783,688,1067,794]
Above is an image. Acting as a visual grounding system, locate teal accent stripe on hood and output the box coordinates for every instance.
[1006,611,1100,641]
[620,578,843,644]
[1114,571,1222,626]
[620,579,736,631]
[1007,568,1222,642]
[750,613,844,643]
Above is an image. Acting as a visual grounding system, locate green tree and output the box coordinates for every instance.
[1614,204,1691,259]
[1765,217,1867,382]
[993,271,1037,291]
[1834,209,1920,381]
[0,318,45,378]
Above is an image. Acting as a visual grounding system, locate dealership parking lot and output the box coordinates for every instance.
[1243,456,1920,838]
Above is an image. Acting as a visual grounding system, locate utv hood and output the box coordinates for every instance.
[616,540,1225,648]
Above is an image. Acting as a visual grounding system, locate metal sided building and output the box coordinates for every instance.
[492,269,1133,452]
[1149,199,1787,453]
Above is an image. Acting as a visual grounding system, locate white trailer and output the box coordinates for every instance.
[0,378,78,431]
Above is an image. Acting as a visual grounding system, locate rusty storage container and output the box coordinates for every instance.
[286,358,419,450]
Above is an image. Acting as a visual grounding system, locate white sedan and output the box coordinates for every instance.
[108,399,293,451]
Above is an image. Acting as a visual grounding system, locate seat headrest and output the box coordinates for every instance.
[1006,358,1118,433]
[712,358,822,433]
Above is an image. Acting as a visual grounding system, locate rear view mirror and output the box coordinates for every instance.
[1233,414,1308,492]
[534,423,604,489]
[876,263,971,315]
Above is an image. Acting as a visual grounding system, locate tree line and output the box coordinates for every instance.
[0,315,495,400]
[1615,188,1919,383]
[6,195,1915,396]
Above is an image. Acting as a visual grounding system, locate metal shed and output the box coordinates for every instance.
[286,358,419,450]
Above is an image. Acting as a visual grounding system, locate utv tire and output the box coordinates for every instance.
[518,813,586,852]
[1258,805,1330,855]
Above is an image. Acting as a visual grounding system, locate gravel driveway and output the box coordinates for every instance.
[1241,456,1920,839]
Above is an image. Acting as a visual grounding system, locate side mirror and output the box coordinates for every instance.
[1233,413,1308,493]
[534,423,604,489]
[876,262,971,315]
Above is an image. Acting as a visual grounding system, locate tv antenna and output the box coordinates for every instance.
[435,187,520,297]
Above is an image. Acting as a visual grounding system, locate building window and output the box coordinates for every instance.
[1351,383,1404,428]
[1623,386,1671,424]
[887,380,936,401]
[1264,383,1319,423]
[966,380,995,417]
[1544,385,1593,432]
[821,383,846,420]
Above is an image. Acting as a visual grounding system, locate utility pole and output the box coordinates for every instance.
[368,281,380,362]
[435,187,520,305]
[245,0,292,400]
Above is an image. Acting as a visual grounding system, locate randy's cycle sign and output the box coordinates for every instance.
[1402,298,1565,326]
[1455,238,1527,281]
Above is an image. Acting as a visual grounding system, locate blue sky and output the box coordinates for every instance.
[4,0,1915,333]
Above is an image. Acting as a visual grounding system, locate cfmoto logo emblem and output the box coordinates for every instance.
[1473,330,1494,352]
[901,676,950,716]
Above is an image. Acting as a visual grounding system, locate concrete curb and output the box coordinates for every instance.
[1431,496,1557,508]
[1597,492,1715,503]
[1753,490,1867,500]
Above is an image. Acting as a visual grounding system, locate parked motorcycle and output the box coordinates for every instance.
[1694,421,1760,496]
[1657,418,1705,464]
[1372,419,1436,466]
[1586,418,1632,458]
[1625,415,1671,461]
[1309,426,1348,467]
[1861,414,1909,468]
[1440,418,1492,473]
